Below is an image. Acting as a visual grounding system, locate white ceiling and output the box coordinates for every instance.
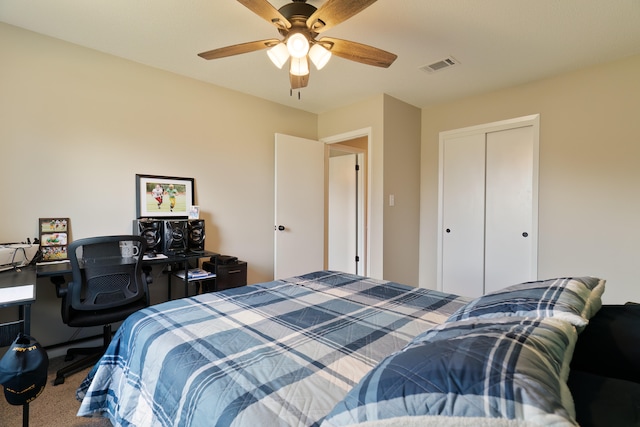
[2,0,640,114]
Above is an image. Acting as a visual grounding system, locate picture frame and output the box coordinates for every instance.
[38,217,69,262]
[136,174,195,218]
[188,205,200,219]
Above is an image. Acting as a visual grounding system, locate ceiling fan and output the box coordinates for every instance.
[197,0,397,91]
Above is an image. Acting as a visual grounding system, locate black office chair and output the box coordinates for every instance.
[54,235,151,385]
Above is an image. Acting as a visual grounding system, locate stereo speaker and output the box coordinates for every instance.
[188,219,205,252]
[162,220,188,254]
[133,219,163,254]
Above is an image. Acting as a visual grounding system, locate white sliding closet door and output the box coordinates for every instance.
[438,115,539,297]
[440,133,486,297]
[484,126,535,293]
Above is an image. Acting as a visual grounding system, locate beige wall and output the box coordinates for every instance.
[419,54,640,304]
[0,23,317,286]
[318,95,422,285]
[382,95,421,286]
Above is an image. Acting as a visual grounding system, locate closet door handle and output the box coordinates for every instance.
[522,232,528,237]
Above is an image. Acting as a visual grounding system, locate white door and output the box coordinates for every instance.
[328,153,359,274]
[440,133,486,297]
[438,115,539,297]
[274,133,325,279]
[484,126,534,293]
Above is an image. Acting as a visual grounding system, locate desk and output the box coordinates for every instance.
[0,267,35,343]
[0,267,36,427]
[37,251,218,300]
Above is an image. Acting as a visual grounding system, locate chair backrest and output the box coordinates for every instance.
[66,235,148,312]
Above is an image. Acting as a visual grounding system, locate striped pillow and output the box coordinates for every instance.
[446,277,605,328]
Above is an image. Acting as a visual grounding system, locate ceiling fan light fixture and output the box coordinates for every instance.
[197,0,397,91]
[286,32,310,58]
[290,56,309,76]
[267,42,290,69]
[308,43,331,70]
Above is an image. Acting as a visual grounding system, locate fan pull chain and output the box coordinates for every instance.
[289,89,302,100]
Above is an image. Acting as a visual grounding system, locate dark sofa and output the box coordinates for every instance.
[568,303,640,426]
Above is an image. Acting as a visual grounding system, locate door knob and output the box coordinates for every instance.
[275,225,285,231]
[445,228,451,233]
[522,232,528,237]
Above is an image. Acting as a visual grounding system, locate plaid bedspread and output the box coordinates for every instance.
[76,271,466,427]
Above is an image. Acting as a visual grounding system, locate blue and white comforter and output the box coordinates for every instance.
[76,271,466,427]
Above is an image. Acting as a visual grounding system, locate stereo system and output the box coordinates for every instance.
[133,219,205,255]
[134,219,163,254]
[162,220,188,254]
[188,219,206,252]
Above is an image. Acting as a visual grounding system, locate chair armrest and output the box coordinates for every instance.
[49,275,68,298]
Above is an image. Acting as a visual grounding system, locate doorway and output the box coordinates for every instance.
[327,143,367,276]
[323,131,369,277]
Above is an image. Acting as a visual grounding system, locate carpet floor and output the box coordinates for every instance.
[0,355,112,427]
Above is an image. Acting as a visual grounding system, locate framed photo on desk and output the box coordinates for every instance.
[38,218,69,262]
[136,174,195,219]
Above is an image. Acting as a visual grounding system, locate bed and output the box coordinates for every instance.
[76,270,610,427]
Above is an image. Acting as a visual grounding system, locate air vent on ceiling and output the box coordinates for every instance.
[420,56,460,73]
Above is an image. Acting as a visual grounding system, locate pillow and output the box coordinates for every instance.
[446,277,605,328]
[570,303,640,383]
[321,317,578,427]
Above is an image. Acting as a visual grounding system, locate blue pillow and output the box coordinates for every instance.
[321,317,578,427]
[446,277,605,327]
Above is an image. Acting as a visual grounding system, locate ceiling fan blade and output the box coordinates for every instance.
[318,37,397,68]
[198,39,280,60]
[290,73,309,90]
[307,0,377,33]
[237,0,291,30]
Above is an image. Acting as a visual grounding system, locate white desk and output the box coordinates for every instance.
[0,284,35,306]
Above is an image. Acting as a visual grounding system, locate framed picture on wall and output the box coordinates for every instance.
[136,174,195,218]
[39,217,69,262]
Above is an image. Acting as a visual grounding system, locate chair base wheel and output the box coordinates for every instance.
[54,375,65,386]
